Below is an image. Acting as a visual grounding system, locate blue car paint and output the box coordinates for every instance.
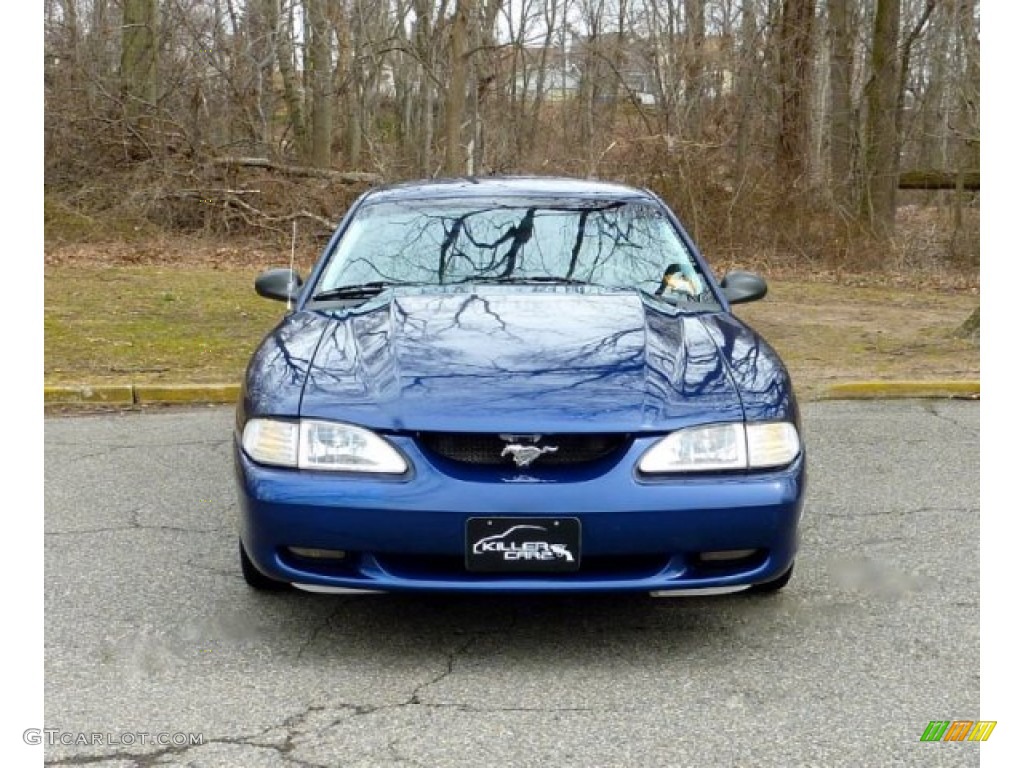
[234,444,803,593]
[235,177,805,593]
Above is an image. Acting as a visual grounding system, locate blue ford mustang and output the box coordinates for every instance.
[234,177,805,595]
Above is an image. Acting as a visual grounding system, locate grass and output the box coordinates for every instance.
[44,265,980,398]
[732,281,980,395]
[45,266,284,385]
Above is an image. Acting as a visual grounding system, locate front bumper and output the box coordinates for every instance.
[234,435,805,593]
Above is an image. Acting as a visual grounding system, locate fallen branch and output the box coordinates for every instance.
[225,195,338,231]
[898,170,980,191]
[165,189,338,232]
[178,188,261,196]
[211,156,382,184]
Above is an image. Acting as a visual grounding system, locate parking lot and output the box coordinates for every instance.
[44,400,979,767]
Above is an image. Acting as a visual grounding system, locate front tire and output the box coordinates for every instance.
[239,539,290,591]
[747,563,794,594]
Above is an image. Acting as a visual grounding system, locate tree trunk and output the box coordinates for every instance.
[951,0,979,260]
[325,0,351,165]
[62,0,80,69]
[827,0,854,205]
[683,0,706,138]
[266,0,307,159]
[120,0,158,131]
[735,0,759,171]
[413,0,437,175]
[306,0,333,168]
[444,0,471,176]
[861,0,901,235]
[777,0,815,189]
[896,1,937,161]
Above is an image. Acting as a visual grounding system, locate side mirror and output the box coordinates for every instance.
[720,270,768,305]
[255,268,303,303]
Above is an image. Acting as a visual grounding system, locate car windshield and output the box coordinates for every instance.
[314,197,717,306]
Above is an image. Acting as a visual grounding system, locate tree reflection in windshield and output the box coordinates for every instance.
[316,198,714,305]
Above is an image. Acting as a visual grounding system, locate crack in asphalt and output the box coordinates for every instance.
[386,736,432,768]
[406,633,479,706]
[182,559,238,579]
[294,606,346,661]
[819,505,976,518]
[45,688,590,768]
[45,523,225,537]
[44,737,332,768]
[921,402,980,436]
[230,704,343,768]
[56,447,131,465]
[44,703,344,767]
[45,507,229,538]
[46,439,232,450]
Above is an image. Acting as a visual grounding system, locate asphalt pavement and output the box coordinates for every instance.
[43,401,980,767]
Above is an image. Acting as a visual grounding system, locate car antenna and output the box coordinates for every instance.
[287,220,297,311]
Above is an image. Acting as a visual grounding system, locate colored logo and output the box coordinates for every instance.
[920,720,996,742]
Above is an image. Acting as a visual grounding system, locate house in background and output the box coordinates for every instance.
[500,32,734,109]
[504,45,582,101]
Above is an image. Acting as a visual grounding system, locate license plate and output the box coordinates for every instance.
[465,517,581,572]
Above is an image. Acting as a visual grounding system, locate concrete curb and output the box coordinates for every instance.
[44,385,136,405]
[823,380,979,400]
[45,381,979,406]
[133,383,240,404]
[45,383,240,405]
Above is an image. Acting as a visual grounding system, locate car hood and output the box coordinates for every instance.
[287,289,775,433]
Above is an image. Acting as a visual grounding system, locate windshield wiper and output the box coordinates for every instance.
[310,281,420,302]
[312,276,605,301]
[480,276,596,286]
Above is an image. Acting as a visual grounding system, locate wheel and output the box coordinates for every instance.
[239,539,290,591]
[747,563,794,594]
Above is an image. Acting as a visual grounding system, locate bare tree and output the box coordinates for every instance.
[734,0,761,171]
[683,0,706,137]
[268,0,308,158]
[826,0,855,205]
[121,0,159,133]
[445,0,472,174]
[776,0,815,190]
[861,0,901,233]
[43,0,980,266]
[306,0,333,167]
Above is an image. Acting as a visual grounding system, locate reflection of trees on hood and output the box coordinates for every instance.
[252,293,767,429]
[362,294,736,410]
[256,288,779,430]
[245,314,323,414]
[642,307,734,405]
[700,315,792,415]
[434,294,513,336]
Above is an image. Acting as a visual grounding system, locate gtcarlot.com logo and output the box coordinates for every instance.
[24,729,204,747]
[920,720,996,742]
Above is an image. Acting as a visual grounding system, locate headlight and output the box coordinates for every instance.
[242,418,407,474]
[745,422,802,469]
[638,422,800,474]
[241,419,299,467]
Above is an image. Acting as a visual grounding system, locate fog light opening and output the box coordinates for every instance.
[286,547,348,560]
[697,549,758,563]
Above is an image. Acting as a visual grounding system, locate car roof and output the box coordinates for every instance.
[362,176,654,204]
